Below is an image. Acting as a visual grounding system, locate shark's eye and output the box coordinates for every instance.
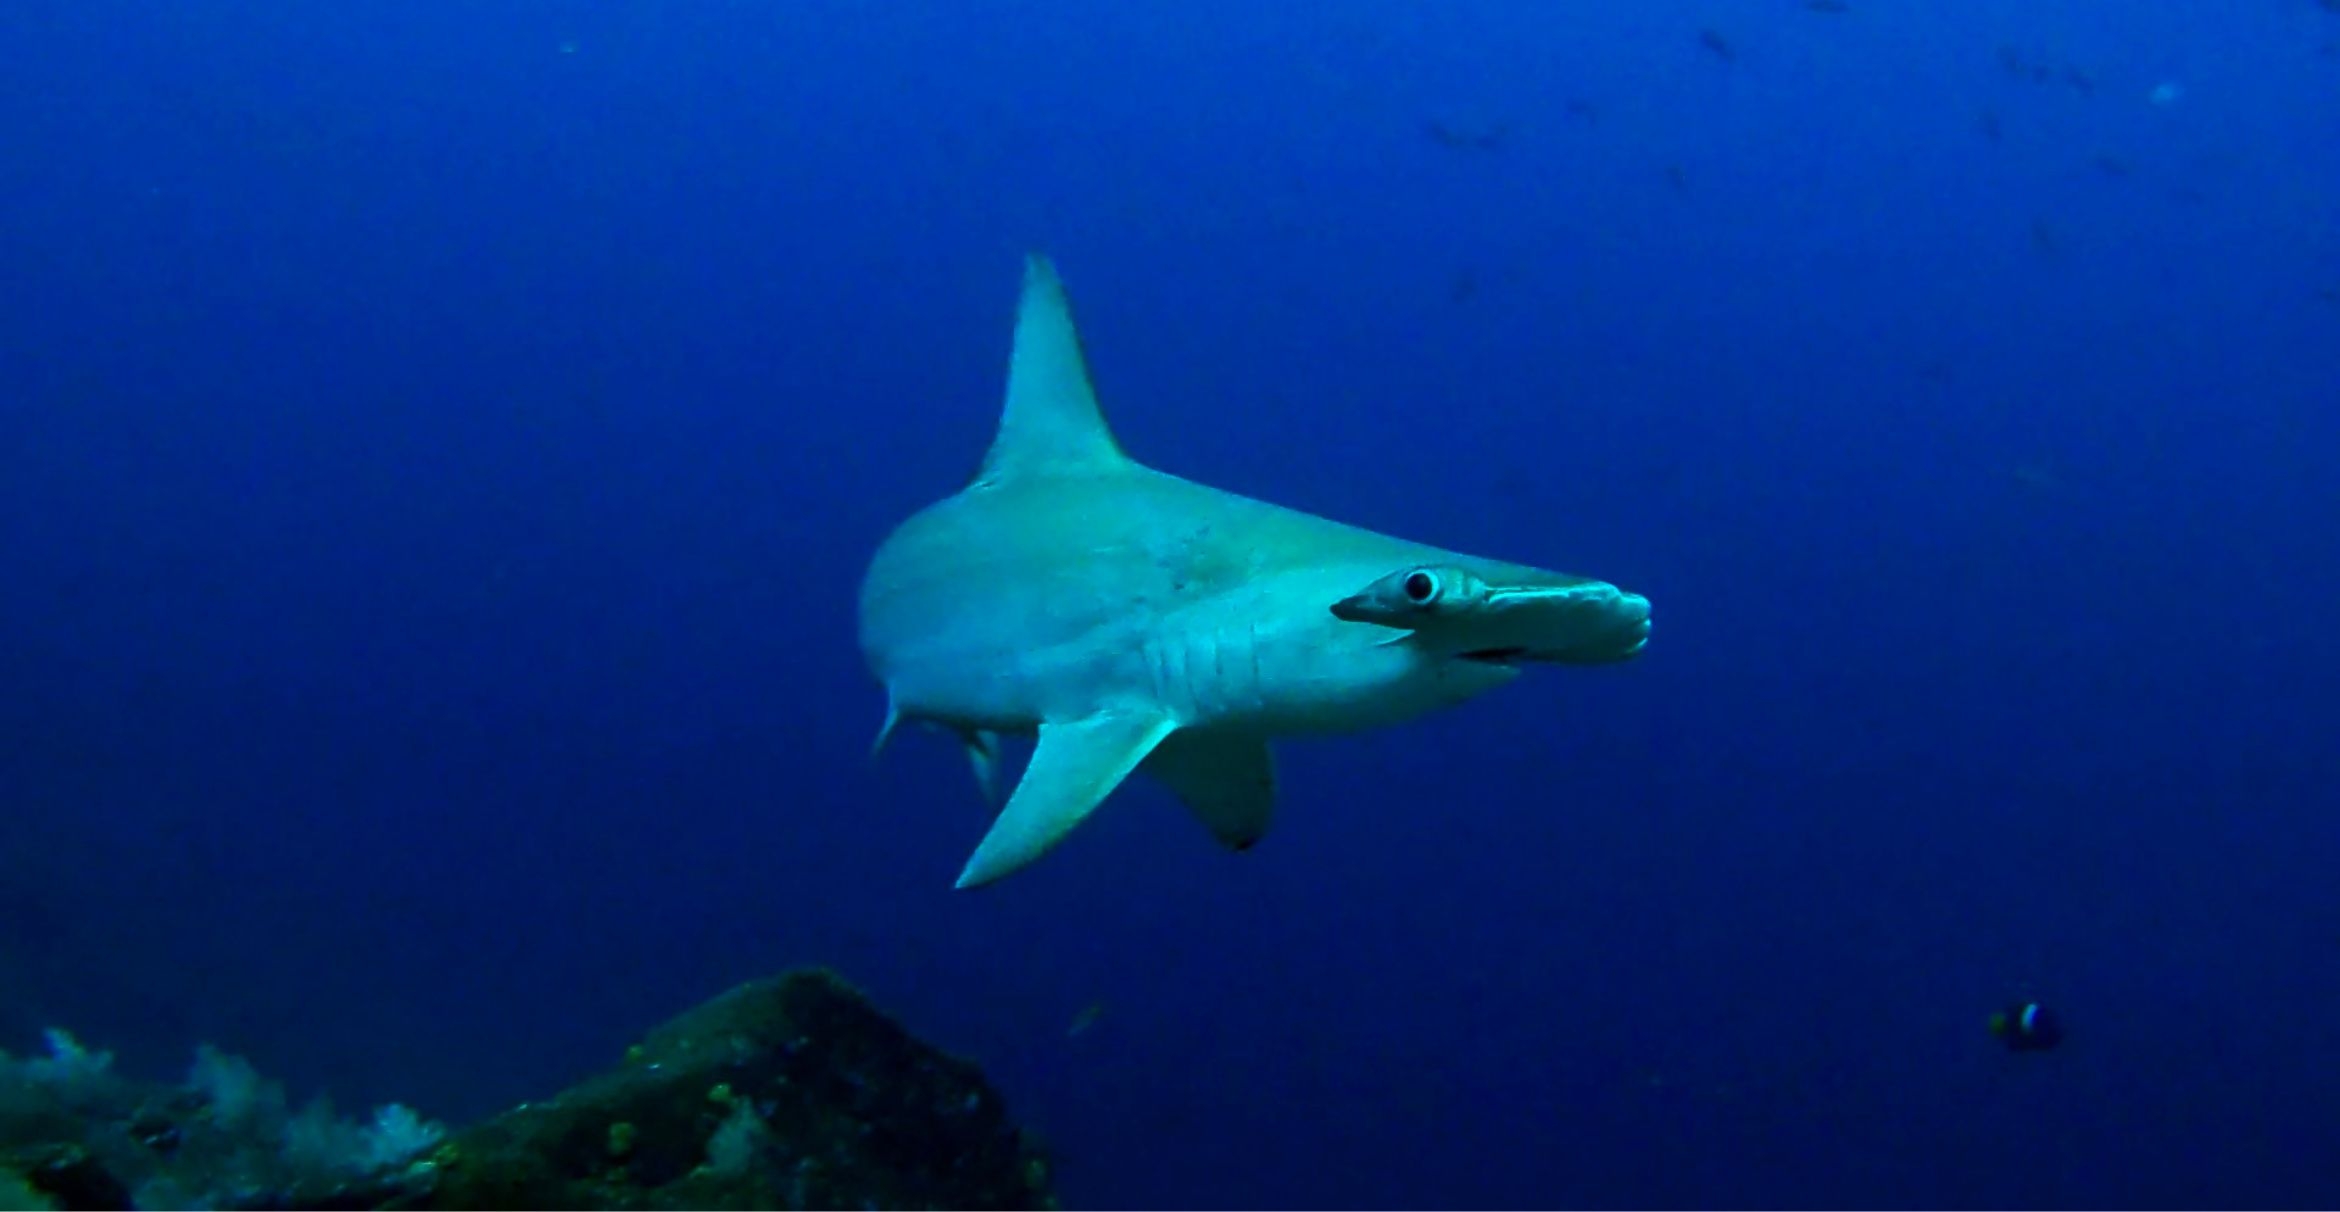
[1402,570,1440,605]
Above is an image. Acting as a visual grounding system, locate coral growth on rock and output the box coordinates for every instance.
[1,970,1054,1211]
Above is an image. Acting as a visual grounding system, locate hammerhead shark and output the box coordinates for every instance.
[859,257,1653,889]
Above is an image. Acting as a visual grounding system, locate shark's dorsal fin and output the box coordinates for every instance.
[974,255,1130,486]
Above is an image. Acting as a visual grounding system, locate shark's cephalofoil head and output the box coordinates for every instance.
[1330,562,1652,666]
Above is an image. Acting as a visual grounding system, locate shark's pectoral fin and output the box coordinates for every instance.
[870,697,903,759]
[955,710,1178,889]
[1141,730,1276,852]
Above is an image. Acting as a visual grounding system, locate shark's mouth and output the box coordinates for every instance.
[1455,630,1650,667]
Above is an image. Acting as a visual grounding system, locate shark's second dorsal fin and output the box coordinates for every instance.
[974,255,1130,486]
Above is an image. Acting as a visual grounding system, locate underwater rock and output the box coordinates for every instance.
[0,970,1053,1211]
[413,968,1053,1211]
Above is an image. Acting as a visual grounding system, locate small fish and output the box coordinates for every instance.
[1990,1001,2065,1051]
[2029,216,2060,258]
[1067,1001,1107,1038]
[2090,154,2132,179]
[2315,286,2339,308]
[2063,65,2096,96]
[1564,96,1600,124]
[1803,0,1850,12]
[1697,27,1736,63]
[1664,164,1690,193]
[1976,109,2003,142]
[1423,117,1508,151]
[2002,463,2065,495]
[1449,268,1479,303]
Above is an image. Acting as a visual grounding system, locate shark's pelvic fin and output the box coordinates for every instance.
[869,697,902,759]
[973,255,1129,486]
[870,706,1003,805]
[1141,730,1276,852]
[960,727,1006,809]
[955,710,1178,889]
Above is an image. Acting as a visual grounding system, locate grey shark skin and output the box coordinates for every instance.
[858,257,1652,889]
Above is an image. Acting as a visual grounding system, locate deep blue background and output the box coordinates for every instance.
[4,1,2338,1206]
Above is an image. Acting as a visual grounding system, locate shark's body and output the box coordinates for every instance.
[859,257,1652,888]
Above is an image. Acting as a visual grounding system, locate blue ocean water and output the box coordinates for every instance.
[3,0,2337,1206]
